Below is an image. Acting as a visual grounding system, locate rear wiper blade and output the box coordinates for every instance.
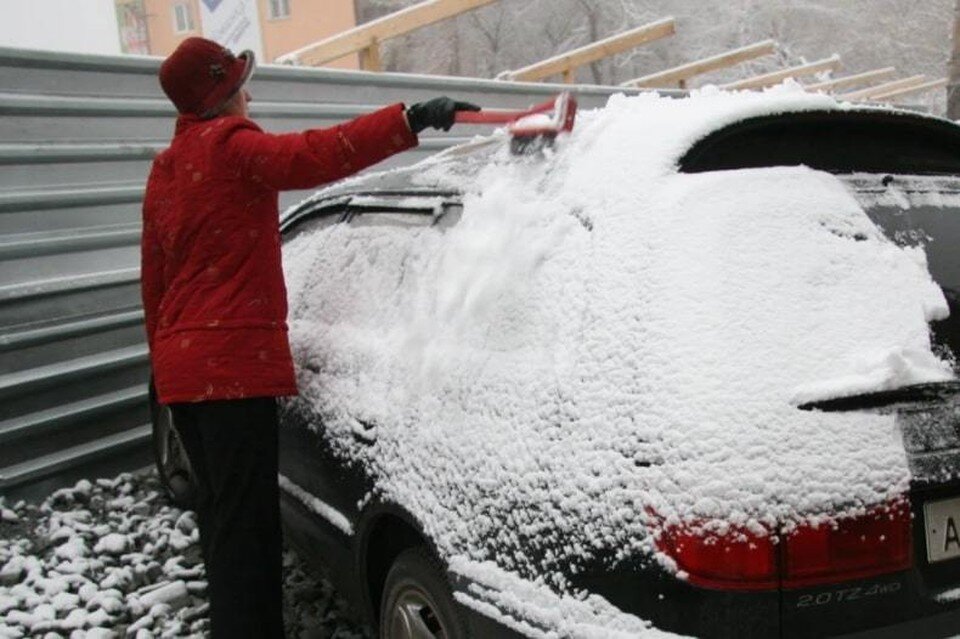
[797,381,960,413]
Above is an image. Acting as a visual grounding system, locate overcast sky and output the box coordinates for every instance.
[0,0,121,55]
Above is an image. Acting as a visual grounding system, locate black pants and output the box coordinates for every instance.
[171,397,284,638]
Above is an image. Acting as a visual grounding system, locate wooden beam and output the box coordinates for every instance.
[621,40,777,88]
[721,55,841,91]
[838,74,927,101]
[872,77,947,101]
[500,17,676,82]
[358,39,382,72]
[276,0,499,67]
[805,67,897,93]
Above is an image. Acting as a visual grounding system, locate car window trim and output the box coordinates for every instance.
[280,190,462,235]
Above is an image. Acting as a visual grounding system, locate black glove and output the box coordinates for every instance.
[405,97,481,134]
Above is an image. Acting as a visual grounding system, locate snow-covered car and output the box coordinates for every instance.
[155,86,960,638]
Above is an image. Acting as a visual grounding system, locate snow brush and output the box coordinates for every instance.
[454,92,578,154]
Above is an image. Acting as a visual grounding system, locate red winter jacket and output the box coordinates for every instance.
[141,104,418,404]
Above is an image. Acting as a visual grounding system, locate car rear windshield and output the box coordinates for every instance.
[841,174,960,367]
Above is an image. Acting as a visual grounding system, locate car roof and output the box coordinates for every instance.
[284,98,960,223]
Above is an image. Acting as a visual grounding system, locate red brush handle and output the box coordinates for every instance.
[454,96,558,125]
[454,111,521,124]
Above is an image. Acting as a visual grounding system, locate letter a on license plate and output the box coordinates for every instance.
[924,497,960,563]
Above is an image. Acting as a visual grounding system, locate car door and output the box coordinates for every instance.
[277,196,459,594]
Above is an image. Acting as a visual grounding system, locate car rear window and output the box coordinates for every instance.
[679,111,960,176]
[841,174,960,367]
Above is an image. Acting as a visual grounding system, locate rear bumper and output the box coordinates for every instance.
[779,570,960,638]
[835,605,960,639]
[570,565,960,639]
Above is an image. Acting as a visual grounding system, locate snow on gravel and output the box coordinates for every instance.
[282,81,954,613]
[0,472,368,639]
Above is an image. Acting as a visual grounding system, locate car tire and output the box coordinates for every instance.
[379,546,468,639]
[149,380,196,509]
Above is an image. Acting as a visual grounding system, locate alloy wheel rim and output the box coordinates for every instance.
[388,585,447,639]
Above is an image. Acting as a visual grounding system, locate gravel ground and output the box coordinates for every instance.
[0,470,371,638]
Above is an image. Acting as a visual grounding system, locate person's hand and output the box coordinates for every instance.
[405,97,481,134]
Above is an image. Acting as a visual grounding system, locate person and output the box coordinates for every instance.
[140,36,479,638]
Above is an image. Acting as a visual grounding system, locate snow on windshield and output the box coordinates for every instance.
[281,84,952,605]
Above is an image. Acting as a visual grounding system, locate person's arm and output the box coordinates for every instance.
[224,103,418,192]
[140,201,164,354]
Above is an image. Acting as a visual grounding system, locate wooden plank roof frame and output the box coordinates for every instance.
[805,67,897,93]
[498,17,676,83]
[721,54,842,91]
[838,74,927,101]
[621,40,778,89]
[276,0,500,70]
[870,77,947,101]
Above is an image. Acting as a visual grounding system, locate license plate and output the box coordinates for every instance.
[924,497,960,563]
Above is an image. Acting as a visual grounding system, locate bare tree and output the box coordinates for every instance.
[353,0,952,112]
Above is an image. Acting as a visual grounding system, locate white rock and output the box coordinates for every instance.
[48,529,72,545]
[85,629,118,639]
[158,621,184,639]
[5,610,35,627]
[54,538,87,562]
[85,607,113,628]
[127,614,154,635]
[0,624,25,638]
[137,581,188,612]
[184,580,206,594]
[173,513,195,536]
[50,591,80,613]
[125,595,145,619]
[94,596,123,615]
[93,535,128,556]
[59,608,87,630]
[53,559,89,576]
[99,567,133,591]
[9,583,35,599]
[147,603,170,618]
[0,594,18,614]
[72,480,93,498]
[32,603,56,620]
[1,509,18,523]
[77,583,98,603]
[0,557,24,586]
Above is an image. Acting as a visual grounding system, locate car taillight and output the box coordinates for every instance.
[781,500,912,588]
[655,499,912,591]
[656,524,779,591]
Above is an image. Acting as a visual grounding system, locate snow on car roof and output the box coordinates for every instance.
[281,84,954,607]
[289,80,951,206]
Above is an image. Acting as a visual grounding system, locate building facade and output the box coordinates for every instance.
[114,0,358,68]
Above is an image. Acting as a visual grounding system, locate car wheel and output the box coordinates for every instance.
[149,381,196,509]
[380,546,468,639]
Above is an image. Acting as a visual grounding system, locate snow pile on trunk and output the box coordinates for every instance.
[282,85,952,596]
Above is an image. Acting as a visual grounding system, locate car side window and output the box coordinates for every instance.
[347,211,433,229]
[287,206,447,329]
[345,201,463,230]
[282,207,344,242]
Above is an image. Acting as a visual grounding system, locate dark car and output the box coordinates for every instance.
[155,91,960,638]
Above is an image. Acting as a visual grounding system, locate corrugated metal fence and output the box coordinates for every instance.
[0,46,640,500]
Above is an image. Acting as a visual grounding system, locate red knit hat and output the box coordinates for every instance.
[159,37,255,119]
